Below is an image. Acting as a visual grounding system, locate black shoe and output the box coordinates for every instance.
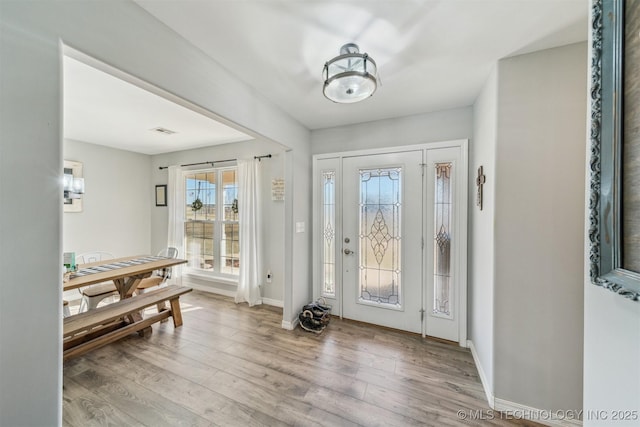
[303,297,331,314]
[299,310,325,334]
[301,303,331,325]
[302,303,330,318]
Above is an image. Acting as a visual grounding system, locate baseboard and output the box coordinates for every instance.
[493,399,582,427]
[262,297,283,308]
[281,316,299,330]
[187,281,285,309]
[467,340,495,408]
[184,272,238,286]
[186,282,236,298]
[466,340,581,426]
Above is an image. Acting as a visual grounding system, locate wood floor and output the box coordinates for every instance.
[63,291,540,426]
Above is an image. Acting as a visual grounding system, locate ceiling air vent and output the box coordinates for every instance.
[150,127,177,135]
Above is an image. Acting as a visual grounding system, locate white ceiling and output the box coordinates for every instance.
[64,1,588,154]
[135,0,588,130]
[63,56,252,155]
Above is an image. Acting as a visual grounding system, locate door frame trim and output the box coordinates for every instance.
[312,139,468,346]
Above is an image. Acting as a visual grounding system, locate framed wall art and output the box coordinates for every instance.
[590,0,640,301]
[63,160,83,213]
[156,184,167,207]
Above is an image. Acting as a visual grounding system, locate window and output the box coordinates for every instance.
[321,170,336,297]
[184,167,239,277]
[433,162,453,317]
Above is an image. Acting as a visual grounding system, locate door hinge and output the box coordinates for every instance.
[421,237,424,250]
[419,163,426,176]
[420,308,426,321]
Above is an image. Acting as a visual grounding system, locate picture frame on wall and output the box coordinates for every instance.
[155,185,167,207]
[590,0,640,301]
[63,160,83,213]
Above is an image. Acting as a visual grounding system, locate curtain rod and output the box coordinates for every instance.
[158,154,271,170]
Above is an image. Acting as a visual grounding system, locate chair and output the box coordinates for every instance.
[63,300,71,318]
[135,247,178,316]
[136,247,179,294]
[77,251,118,312]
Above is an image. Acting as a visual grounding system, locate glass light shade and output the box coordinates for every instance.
[63,173,74,192]
[72,177,85,194]
[323,45,378,103]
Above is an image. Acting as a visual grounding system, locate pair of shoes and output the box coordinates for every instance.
[302,298,331,325]
[303,297,331,315]
[302,304,330,320]
[299,310,325,334]
[301,308,330,326]
[298,297,333,334]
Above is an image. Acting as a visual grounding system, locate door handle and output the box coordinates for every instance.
[343,248,354,255]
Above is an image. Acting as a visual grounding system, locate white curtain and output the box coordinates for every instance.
[167,165,185,284]
[235,158,262,306]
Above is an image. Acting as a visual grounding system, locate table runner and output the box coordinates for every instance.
[70,256,168,278]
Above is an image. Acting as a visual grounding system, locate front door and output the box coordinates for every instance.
[313,142,467,343]
[341,151,423,333]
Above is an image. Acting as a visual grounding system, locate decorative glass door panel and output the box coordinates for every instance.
[322,170,336,297]
[314,157,341,313]
[433,163,453,319]
[425,148,462,342]
[342,152,422,333]
[358,168,402,308]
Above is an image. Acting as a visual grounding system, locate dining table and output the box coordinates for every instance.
[62,255,191,359]
[63,254,188,299]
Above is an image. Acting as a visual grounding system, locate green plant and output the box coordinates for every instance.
[191,198,203,211]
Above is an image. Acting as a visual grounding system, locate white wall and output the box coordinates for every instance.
[583,285,640,426]
[150,139,286,303]
[0,1,309,424]
[0,7,62,424]
[63,139,151,257]
[583,2,640,422]
[288,147,312,324]
[261,150,286,303]
[469,66,498,401]
[311,107,473,154]
[493,43,586,412]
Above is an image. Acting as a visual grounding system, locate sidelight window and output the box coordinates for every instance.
[433,163,453,317]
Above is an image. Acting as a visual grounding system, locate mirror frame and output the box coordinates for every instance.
[590,0,640,301]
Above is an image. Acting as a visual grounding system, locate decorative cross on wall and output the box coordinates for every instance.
[476,166,486,210]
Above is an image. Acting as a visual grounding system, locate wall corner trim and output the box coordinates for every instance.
[281,317,299,330]
[467,340,495,408]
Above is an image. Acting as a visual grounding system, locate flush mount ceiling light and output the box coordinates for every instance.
[323,43,379,103]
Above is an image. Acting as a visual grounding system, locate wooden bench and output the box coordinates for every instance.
[63,285,192,361]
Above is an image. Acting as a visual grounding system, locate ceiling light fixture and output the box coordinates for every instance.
[323,43,379,103]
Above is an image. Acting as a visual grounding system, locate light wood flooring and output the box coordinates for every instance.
[63,291,540,426]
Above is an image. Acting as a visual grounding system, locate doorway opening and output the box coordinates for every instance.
[312,141,468,344]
